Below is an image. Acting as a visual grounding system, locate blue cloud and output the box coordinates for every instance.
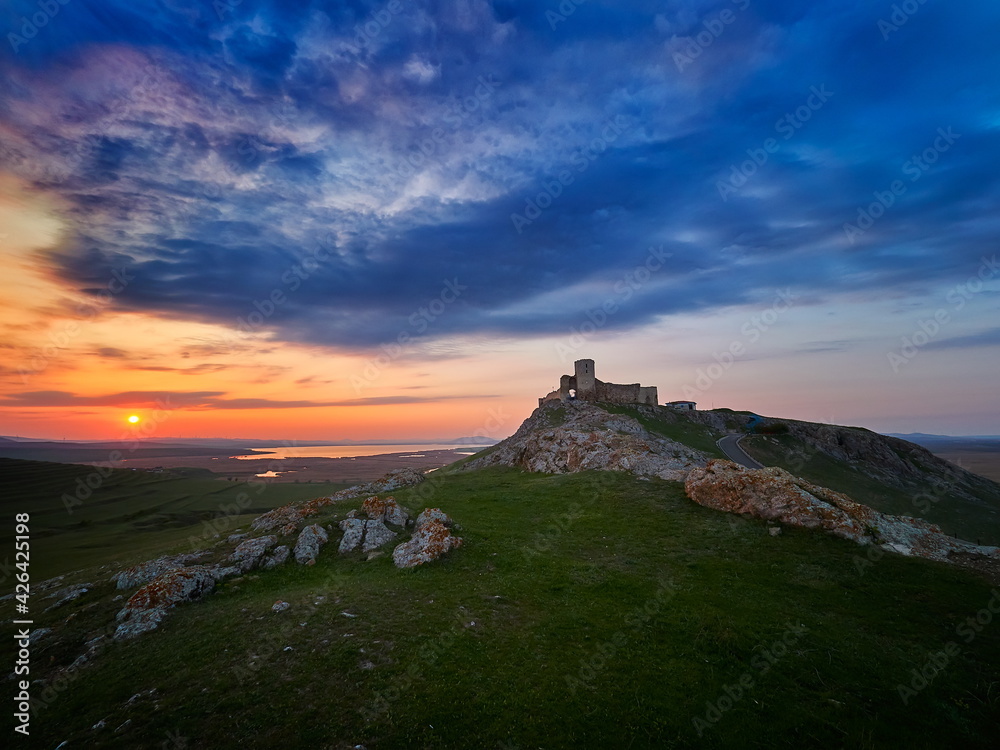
[2,0,999,353]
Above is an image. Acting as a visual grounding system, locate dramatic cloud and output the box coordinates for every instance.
[2,0,996,355]
[1,2,998,437]
[0,390,481,410]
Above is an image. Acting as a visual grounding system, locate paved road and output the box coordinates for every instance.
[716,434,765,469]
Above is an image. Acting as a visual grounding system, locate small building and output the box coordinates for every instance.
[539,359,658,407]
[665,400,697,411]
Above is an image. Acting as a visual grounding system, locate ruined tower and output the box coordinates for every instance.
[538,359,658,407]
[574,358,596,400]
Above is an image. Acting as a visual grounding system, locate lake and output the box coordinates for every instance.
[233,443,491,460]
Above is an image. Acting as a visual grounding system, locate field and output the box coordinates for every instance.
[913,440,1000,484]
[10,466,1000,748]
[1,458,351,581]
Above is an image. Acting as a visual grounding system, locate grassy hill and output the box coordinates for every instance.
[12,466,1000,748]
[577,403,1000,546]
[1,457,351,580]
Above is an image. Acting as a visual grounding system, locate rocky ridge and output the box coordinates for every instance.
[100,468,462,641]
[460,400,711,480]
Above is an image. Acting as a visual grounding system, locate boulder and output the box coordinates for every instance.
[294,524,329,565]
[362,520,398,552]
[209,565,241,581]
[230,535,278,572]
[339,518,365,553]
[392,517,463,569]
[415,508,454,531]
[362,496,410,526]
[251,496,333,533]
[326,467,426,502]
[111,552,208,590]
[114,566,217,640]
[263,545,290,569]
[684,460,1000,564]
[44,583,92,611]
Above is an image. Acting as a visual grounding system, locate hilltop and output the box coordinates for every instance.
[6,401,1000,748]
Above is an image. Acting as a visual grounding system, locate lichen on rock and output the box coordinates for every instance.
[114,566,218,640]
[293,524,329,565]
[392,512,463,569]
[684,459,1000,565]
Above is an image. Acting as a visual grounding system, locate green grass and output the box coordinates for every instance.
[16,468,1000,749]
[601,403,726,458]
[1,457,351,580]
[740,436,1000,546]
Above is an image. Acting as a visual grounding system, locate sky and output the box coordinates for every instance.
[0,0,998,441]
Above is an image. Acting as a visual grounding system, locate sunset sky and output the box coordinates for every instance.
[1,0,998,441]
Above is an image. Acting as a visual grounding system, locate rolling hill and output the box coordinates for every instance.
[5,401,1000,748]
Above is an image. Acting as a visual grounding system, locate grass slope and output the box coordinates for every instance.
[19,468,1000,749]
[1,457,351,580]
[599,403,726,458]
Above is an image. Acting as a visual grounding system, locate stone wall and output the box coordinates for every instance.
[539,359,659,407]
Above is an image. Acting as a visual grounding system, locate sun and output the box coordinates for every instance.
[127,415,141,424]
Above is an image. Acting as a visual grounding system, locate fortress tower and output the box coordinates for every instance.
[539,359,658,407]
[574,358,596,400]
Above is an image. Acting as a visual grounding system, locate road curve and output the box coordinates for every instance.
[716,434,765,469]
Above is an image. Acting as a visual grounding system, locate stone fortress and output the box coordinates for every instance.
[539,359,659,407]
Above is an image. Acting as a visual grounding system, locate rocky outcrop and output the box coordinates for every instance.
[414,508,454,530]
[263,545,290,569]
[362,520,397,552]
[251,469,427,534]
[461,400,710,480]
[230,535,278,572]
[339,518,398,553]
[362,495,410,526]
[45,583,92,611]
[111,552,208,590]
[293,524,329,565]
[685,460,1000,564]
[339,518,365,553]
[251,495,333,534]
[392,509,463,568]
[114,566,217,640]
